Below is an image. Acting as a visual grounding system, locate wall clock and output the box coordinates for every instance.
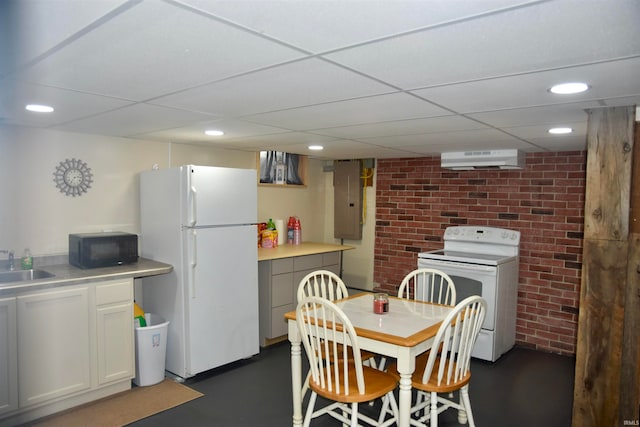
[53,158,93,197]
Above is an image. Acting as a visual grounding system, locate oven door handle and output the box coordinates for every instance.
[418,259,497,272]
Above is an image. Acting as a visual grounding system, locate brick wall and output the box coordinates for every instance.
[374,151,585,356]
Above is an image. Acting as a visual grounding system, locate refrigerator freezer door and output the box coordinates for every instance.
[182,224,259,376]
[183,166,257,227]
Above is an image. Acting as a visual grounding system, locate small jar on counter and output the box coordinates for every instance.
[373,293,389,314]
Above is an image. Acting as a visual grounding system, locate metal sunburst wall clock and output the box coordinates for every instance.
[53,158,93,197]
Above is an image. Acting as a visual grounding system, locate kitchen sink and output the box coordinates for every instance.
[0,269,55,284]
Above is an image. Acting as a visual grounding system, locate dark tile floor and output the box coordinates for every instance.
[130,342,575,427]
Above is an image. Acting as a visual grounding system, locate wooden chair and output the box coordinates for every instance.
[397,268,457,306]
[296,296,399,427]
[388,295,487,427]
[375,268,457,372]
[297,270,377,399]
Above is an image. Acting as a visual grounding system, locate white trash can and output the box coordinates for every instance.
[133,313,169,387]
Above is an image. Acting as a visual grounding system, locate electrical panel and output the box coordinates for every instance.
[334,160,363,240]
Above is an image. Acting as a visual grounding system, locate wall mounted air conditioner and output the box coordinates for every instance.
[441,149,525,170]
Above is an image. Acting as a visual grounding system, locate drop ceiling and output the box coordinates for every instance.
[1,0,639,160]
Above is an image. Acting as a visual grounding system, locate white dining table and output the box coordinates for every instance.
[285,292,452,427]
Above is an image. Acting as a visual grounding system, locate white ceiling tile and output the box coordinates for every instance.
[358,128,527,149]
[245,93,448,130]
[227,131,338,145]
[468,103,598,128]
[311,115,488,139]
[19,1,304,100]
[411,57,640,113]
[503,122,587,139]
[0,80,133,127]
[54,103,214,137]
[0,0,129,74]
[137,118,289,143]
[297,140,420,160]
[151,58,395,116]
[518,134,587,151]
[182,0,530,53]
[325,1,640,89]
[215,132,342,155]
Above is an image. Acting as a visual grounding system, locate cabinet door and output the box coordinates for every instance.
[18,286,91,407]
[96,302,134,385]
[271,272,294,307]
[271,304,292,338]
[0,297,17,415]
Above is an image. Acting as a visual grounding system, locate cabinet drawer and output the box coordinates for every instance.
[271,304,293,338]
[95,280,132,305]
[272,273,294,307]
[272,258,294,275]
[322,251,340,266]
[294,254,323,272]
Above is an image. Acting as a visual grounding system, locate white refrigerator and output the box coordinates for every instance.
[139,165,259,379]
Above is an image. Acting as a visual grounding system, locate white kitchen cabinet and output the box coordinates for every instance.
[0,297,17,416]
[258,251,341,346]
[0,278,135,426]
[95,279,134,385]
[17,286,91,407]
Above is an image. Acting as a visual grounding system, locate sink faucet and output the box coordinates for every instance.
[1,250,15,271]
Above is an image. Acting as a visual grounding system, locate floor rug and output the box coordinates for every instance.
[29,379,203,427]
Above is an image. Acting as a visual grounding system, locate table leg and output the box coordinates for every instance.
[289,323,303,427]
[396,349,415,427]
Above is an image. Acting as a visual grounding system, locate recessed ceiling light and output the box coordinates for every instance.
[25,104,54,113]
[308,145,324,151]
[548,127,573,134]
[549,82,589,95]
[204,130,224,136]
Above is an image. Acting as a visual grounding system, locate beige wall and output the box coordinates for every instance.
[0,124,374,290]
[0,125,166,255]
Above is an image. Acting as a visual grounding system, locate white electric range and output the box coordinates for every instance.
[418,226,520,362]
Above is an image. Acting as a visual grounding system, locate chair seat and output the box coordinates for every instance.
[387,352,471,394]
[310,363,398,403]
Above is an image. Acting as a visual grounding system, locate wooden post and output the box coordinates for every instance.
[620,119,640,424]
[573,106,636,427]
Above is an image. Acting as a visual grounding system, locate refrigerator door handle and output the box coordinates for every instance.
[191,229,197,298]
[189,186,197,226]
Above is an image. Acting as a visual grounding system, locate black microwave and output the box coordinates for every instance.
[69,232,138,269]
